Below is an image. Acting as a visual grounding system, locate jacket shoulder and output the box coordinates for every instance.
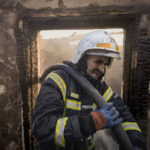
[100,81,109,94]
[45,69,71,85]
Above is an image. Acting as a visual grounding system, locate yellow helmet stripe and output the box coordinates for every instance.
[96,43,119,51]
[116,45,119,51]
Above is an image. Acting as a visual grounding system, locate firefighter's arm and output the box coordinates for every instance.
[100,81,146,150]
[32,77,65,147]
[32,71,84,148]
[110,94,146,150]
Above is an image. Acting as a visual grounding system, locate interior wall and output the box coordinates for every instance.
[0,10,22,150]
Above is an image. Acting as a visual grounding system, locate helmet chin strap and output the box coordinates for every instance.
[97,67,106,81]
[76,55,88,73]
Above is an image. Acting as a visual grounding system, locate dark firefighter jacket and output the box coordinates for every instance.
[32,69,146,150]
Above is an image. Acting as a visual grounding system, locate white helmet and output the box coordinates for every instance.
[72,30,120,64]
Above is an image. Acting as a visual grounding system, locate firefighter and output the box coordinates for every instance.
[32,30,146,150]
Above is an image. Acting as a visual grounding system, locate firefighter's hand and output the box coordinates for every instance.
[99,102,123,128]
[90,102,123,131]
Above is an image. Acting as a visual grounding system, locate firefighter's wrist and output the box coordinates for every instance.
[79,115,96,138]
[90,112,107,131]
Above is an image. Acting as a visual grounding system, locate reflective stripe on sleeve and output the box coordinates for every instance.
[49,72,66,102]
[92,103,97,111]
[121,122,142,132]
[66,99,81,110]
[88,140,95,150]
[102,86,113,102]
[81,104,97,110]
[70,92,79,99]
[55,117,68,147]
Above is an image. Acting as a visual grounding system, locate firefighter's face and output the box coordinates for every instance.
[86,55,108,80]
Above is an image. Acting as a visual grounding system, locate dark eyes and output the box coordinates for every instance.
[95,59,108,65]
[95,60,104,64]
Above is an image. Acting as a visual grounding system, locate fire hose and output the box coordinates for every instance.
[40,64,134,150]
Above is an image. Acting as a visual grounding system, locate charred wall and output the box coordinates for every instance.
[0,0,150,150]
[0,10,22,150]
[127,25,150,135]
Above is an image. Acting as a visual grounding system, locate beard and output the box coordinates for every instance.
[91,68,106,80]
